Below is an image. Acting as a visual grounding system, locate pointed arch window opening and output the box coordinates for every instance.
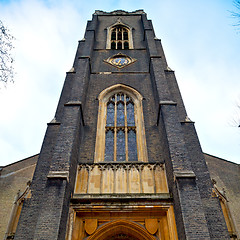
[107,24,133,50]
[95,84,148,163]
[105,93,138,162]
[110,25,130,50]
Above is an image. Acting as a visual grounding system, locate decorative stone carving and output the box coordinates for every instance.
[85,219,98,235]
[145,219,158,235]
[74,163,168,194]
[104,53,136,69]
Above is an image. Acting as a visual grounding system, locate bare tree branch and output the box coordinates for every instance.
[229,1,240,28]
[0,20,15,86]
[229,102,240,127]
[229,2,240,127]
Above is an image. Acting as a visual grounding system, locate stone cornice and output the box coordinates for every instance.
[94,10,145,15]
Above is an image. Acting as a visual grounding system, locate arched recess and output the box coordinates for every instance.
[94,84,148,163]
[106,18,134,49]
[212,184,238,239]
[5,182,31,240]
[87,220,156,240]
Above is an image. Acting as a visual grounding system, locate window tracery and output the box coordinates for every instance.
[110,25,130,50]
[94,84,147,163]
[106,20,133,49]
[105,93,137,162]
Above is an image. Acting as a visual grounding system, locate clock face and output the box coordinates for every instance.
[104,53,136,69]
[110,57,130,67]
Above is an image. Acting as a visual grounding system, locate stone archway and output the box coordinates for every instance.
[87,220,156,240]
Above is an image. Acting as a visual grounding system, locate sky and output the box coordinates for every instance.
[0,0,240,166]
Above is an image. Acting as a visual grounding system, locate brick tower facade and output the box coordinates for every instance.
[14,10,230,240]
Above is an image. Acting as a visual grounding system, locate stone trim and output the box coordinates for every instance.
[159,101,177,106]
[174,171,196,179]
[74,162,168,195]
[157,101,177,125]
[64,101,82,106]
[94,10,145,15]
[47,171,69,181]
[64,101,85,126]
[72,193,171,200]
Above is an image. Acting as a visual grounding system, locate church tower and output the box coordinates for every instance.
[14,10,230,240]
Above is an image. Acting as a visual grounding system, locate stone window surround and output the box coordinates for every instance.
[94,84,148,163]
[106,19,134,50]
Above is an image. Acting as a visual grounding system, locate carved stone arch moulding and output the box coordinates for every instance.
[87,220,156,240]
[94,84,148,163]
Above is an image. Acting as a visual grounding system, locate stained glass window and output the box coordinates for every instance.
[127,102,135,126]
[104,93,137,162]
[106,102,114,127]
[117,129,126,161]
[105,129,114,162]
[117,102,124,126]
[128,129,137,161]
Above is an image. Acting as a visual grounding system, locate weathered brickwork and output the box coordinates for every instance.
[205,154,240,239]
[9,10,232,240]
[0,155,37,240]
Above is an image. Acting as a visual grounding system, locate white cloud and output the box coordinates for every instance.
[0,0,84,165]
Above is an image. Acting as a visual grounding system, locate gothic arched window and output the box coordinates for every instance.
[110,25,130,50]
[95,84,147,162]
[106,20,134,49]
[105,93,137,162]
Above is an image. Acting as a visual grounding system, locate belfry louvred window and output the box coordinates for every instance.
[110,25,129,50]
[105,93,137,162]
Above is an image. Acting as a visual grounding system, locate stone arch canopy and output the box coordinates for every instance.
[87,220,156,240]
